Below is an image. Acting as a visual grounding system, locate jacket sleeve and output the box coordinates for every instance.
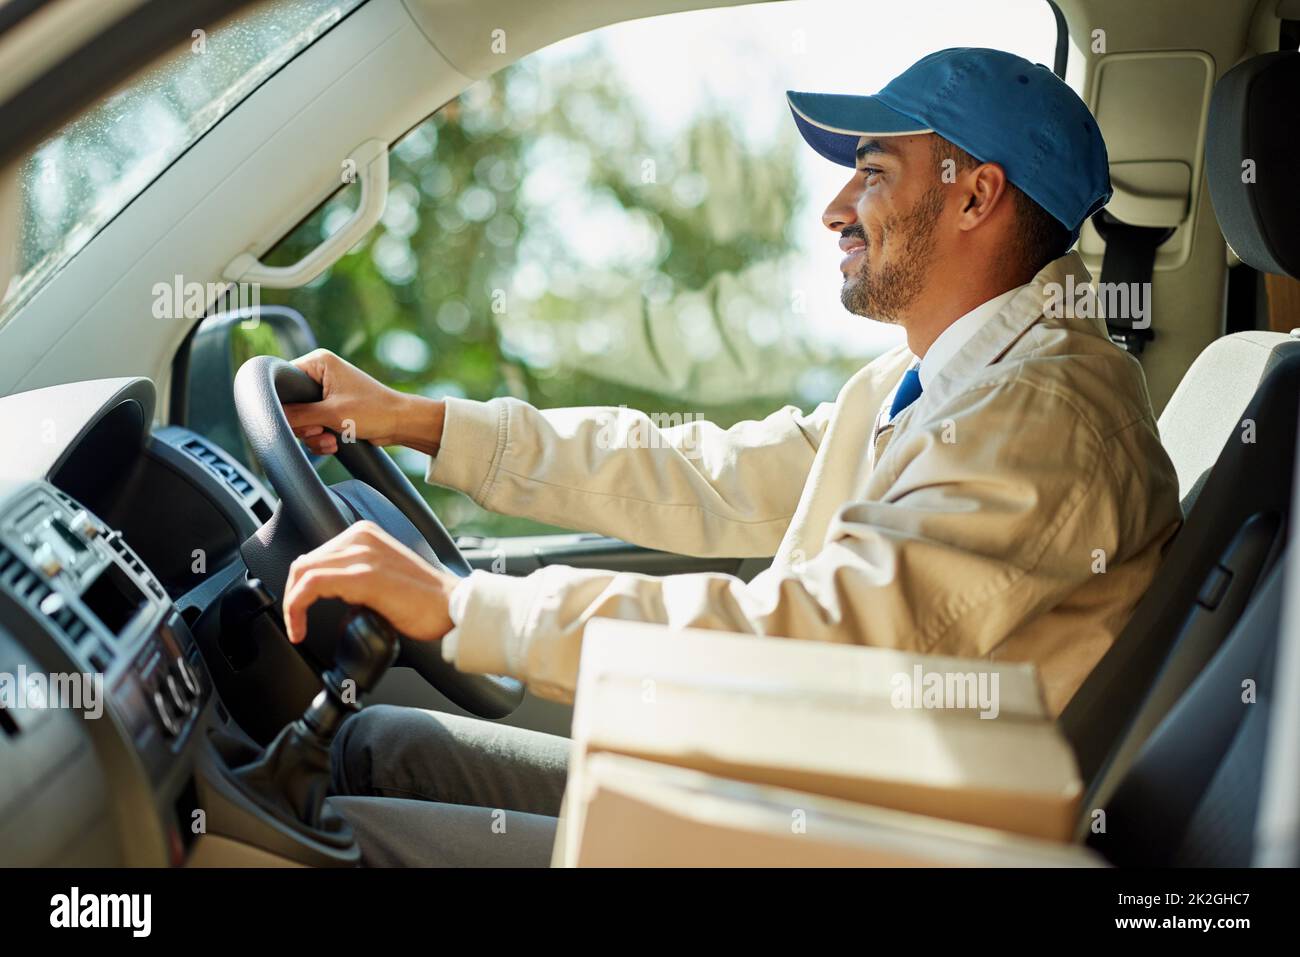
[439,379,1132,705]
[425,395,833,558]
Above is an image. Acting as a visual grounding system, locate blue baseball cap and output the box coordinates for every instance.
[787,48,1112,245]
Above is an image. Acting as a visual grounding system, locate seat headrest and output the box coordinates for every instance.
[1205,51,1300,278]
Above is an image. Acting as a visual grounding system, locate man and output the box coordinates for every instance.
[285,48,1182,866]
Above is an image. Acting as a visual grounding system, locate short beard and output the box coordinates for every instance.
[841,185,945,323]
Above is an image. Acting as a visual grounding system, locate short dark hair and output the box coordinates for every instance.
[929,136,1070,275]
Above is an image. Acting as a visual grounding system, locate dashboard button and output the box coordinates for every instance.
[38,592,65,615]
[69,510,101,539]
[32,543,62,577]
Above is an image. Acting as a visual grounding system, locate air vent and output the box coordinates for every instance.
[105,535,165,600]
[0,545,93,650]
[50,488,79,510]
[181,438,256,499]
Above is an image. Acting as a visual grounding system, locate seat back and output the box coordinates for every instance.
[1062,351,1298,788]
[1160,331,1300,512]
[1060,49,1300,794]
[1086,553,1283,865]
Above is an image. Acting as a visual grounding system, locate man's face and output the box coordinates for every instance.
[822,134,946,324]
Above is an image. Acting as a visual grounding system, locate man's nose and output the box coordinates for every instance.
[822,175,861,232]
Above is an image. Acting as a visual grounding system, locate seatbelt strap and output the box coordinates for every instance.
[1090,209,1174,355]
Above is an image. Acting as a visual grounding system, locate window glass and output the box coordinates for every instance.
[0,0,364,328]
[260,0,1059,538]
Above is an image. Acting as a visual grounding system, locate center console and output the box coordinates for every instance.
[0,479,374,867]
[0,484,207,752]
[0,482,215,864]
[0,376,375,867]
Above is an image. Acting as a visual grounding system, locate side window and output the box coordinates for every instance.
[260,0,1059,538]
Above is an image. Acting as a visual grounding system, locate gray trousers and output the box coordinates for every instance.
[326,704,570,867]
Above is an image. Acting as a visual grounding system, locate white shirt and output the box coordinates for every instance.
[874,284,1026,436]
[917,284,1025,390]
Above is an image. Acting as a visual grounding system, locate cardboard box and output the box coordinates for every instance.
[556,752,1103,867]
[561,620,1083,852]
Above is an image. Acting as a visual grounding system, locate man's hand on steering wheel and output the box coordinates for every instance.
[283,349,446,457]
[282,520,459,646]
[237,353,524,716]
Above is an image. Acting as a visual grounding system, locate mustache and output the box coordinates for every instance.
[841,225,866,243]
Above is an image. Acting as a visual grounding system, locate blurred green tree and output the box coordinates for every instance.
[262,48,861,538]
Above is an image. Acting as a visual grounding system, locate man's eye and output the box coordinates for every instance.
[861,167,883,181]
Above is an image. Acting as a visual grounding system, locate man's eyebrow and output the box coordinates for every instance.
[855,139,894,162]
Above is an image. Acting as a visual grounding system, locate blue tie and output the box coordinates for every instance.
[889,365,923,420]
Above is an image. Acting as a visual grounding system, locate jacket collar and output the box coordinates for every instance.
[913,251,1102,412]
[918,284,1022,391]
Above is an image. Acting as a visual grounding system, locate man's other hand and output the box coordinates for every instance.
[282,521,458,645]
[283,349,445,456]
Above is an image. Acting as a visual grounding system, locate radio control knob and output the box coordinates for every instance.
[164,675,191,716]
[152,690,180,737]
[174,658,201,698]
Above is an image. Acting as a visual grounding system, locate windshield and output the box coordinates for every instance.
[0,0,364,328]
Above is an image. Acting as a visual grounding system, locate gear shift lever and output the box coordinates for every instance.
[228,612,400,849]
[302,612,401,739]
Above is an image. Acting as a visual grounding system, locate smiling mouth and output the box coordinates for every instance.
[839,227,867,273]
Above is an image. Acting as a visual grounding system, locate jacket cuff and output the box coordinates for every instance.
[439,568,544,678]
[424,397,507,503]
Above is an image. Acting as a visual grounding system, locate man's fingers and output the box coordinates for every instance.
[283,565,372,644]
[284,542,374,596]
[302,433,339,455]
[282,398,340,431]
[282,523,404,643]
[284,350,342,431]
[288,423,339,454]
[286,421,338,455]
[291,349,332,384]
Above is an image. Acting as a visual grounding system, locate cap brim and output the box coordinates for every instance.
[787,91,931,168]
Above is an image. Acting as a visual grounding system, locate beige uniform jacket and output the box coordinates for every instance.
[425,252,1182,715]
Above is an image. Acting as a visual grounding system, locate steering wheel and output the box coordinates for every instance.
[232,354,524,719]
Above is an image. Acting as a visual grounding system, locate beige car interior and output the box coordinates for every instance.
[0,0,1297,868]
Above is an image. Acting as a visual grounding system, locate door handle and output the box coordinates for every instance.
[223,139,388,289]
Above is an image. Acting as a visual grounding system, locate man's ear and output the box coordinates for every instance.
[956,162,1011,233]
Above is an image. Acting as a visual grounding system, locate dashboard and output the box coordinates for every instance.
[0,376,306,866]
